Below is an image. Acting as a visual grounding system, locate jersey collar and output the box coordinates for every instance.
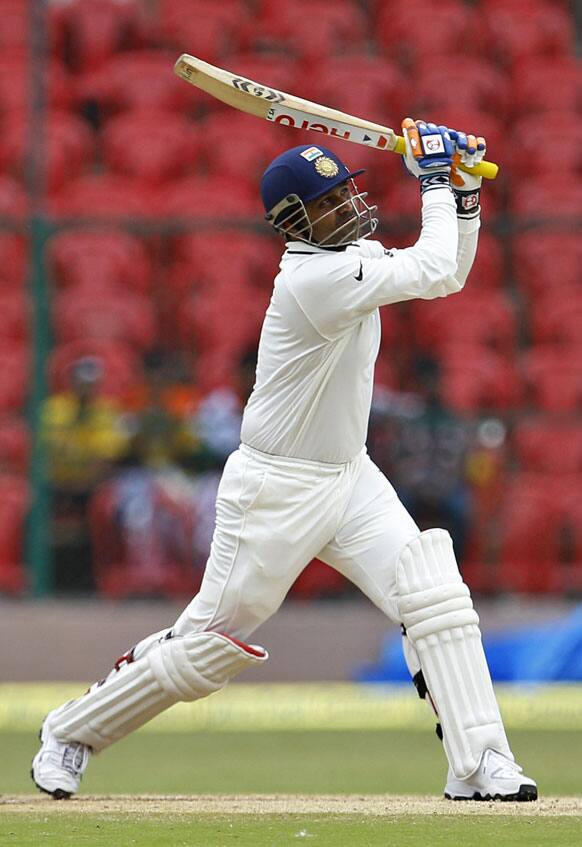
[284,239,357,255]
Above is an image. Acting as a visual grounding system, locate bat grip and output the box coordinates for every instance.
[393,134,499,180]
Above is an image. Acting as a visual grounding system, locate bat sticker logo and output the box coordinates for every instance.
[232,77,284,103]
[175,62,192,80]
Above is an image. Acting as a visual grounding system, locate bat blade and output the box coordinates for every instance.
[174,54,282,119]
[173,54,400,151]
[173,54,498,180]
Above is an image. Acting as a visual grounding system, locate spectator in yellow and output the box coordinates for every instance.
[42,356,129,492]
[41,356,130,591]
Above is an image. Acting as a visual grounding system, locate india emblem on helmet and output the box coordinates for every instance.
[315,156,339,178]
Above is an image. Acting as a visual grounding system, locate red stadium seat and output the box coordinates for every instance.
[0,50,71,113]
[253,0,368,60]
[506,113,582,181]
[378,306,403,354]
[0,0,32,50]
[178,285,268,354]
[510,175,582,223]
[0,174,29,221]
[0,471,29,593]
[0,345,29,413]
[0,234,27,287]
[156,0,249,59]
[373,354,398,389]
[194,348,241,392]
[53,288,157,352]
[47,229,153,293]
[74,50,200,118]
[529,293,582,346]
[511,57,581,118]
[0,290,29,342]
[168,228,281,294]
[49,339,144,398]
[410,55,511,121]
[101,109,199,184]
[412,290,517,354]
[511,232,582,298]
[48,174,161,220]
[0,110,94,192]
[521,346,582,413]
[467,231,506,289]
[50,0,145,72]
[439,343,522,413]
[159,174,260,221]
[0,414,30,474]
[477,0,575,67]
[375,0,473,67]
[497,472,562,593]
[197,112,283,183]
[513,420,582,475]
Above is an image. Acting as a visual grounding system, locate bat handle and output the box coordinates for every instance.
[393,135,499,180]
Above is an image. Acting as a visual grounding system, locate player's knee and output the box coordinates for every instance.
[149,630,268,701]
[395,528,478,640]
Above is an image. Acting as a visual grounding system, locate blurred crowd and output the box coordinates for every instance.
[41,349,256,595]
[0,0,579,599]
[37,346,510,600]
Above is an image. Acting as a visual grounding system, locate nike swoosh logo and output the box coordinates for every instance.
[354,261,363,281]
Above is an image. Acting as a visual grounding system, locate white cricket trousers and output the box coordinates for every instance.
[173,444,419,640]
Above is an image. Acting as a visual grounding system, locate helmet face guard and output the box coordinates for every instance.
[265,178,378,246]
[261,145,379,248]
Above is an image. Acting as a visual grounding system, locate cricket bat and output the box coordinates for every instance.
[173,54,499,180]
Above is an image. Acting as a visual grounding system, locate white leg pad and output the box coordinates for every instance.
[48,631,268,753]
[397,529,512,779]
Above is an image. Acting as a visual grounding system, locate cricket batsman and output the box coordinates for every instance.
[32,119,537,802]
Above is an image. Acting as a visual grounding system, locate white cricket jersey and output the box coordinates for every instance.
[241,187,480,464]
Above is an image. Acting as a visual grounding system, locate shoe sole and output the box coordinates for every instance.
[30,768,72,800]
[30,723,73,800]
[445,784,538,802]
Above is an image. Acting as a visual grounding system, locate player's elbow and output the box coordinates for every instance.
[424,251,458,287]
[437,253,458,280]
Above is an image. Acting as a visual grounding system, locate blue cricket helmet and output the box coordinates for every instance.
[260,144,365,219]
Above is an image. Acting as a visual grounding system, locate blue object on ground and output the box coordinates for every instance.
[354,606,582,683]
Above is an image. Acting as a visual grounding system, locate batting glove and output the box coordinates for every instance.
[448,130,486,219]
[401,118,454,195]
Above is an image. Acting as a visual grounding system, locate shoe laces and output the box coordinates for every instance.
[61,743,87,777]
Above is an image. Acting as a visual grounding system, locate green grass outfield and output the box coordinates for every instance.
[1,683,581,845]
[2,809,581,847]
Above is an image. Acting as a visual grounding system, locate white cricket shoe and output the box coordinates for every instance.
[444,749,538,801]
[31,719,91,799]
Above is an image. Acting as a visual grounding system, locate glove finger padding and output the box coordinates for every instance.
[402,118,453,175]
[449,130,487,191]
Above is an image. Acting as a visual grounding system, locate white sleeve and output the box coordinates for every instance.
[454,215,480,289]
[288,187,460,339]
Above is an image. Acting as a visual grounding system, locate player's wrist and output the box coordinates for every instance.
[453,187,481,219]
[420,172,453,196]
